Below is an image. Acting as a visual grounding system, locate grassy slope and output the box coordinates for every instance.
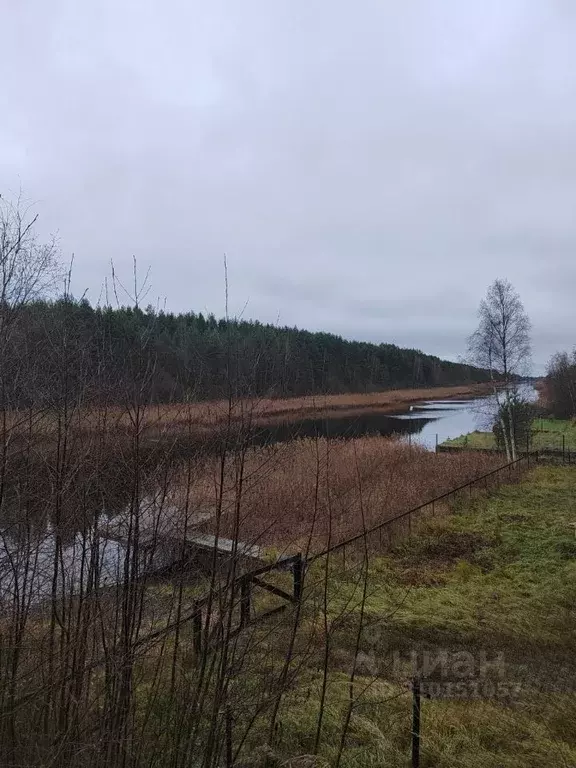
[250,466,576,767]
[442,418,576,451]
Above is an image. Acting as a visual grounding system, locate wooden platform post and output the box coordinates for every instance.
[192,600,203,660]
[411,677,421,768]
[240,578,251,628]
[293,553,304,602]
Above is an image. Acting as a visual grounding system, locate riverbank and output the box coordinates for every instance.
[234,383,493,424]
[4,395,568,766]
[106,382,494,436]
[5,383,493,441]
[236,465,576,766]
[440,418,576,453]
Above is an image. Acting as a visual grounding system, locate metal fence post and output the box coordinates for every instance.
[412,678,421,768]
[293,553,304,602]
[193,600,203,660]
[240,578,251,628]
[563,434,566,464]
[225,706,233,768]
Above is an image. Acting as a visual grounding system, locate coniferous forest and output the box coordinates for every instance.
[13,298,490,405]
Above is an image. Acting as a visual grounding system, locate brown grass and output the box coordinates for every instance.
[0,383,518,768]
[215,383,492,424]
[3,384,492,440]
[0,386,500,559]
[184,437,502,551]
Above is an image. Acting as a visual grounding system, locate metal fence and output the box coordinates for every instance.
[437,430,575,464]
[178,452,538,655]
[531,431,574,463]
[308,451,535,568]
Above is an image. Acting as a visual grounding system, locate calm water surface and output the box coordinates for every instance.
[252,385,538,451]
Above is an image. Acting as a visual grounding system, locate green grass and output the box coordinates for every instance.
[241,466,576,767]
[443,430,497,449]
[442,418,576,452]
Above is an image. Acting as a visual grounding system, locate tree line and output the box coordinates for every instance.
[8,298,490,406]
[546,351,576,418]
[0,195,490,407]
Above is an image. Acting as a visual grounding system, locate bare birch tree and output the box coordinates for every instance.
[0,195,60,313]
[468,279,531,461]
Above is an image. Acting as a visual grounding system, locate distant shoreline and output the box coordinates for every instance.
[7,383,495,444]
[242,383,494,427]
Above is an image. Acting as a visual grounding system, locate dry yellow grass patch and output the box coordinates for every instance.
[181,437,502,551]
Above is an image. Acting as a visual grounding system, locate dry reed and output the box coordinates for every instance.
[184,437,502,550]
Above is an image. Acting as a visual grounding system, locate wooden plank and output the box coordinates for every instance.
[99,529,263,562]
[251,576,295,603]
[186,534,263,561]
[255,604,288,622]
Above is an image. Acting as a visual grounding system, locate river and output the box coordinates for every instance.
[251,385,539,451]
[0,386,537,600]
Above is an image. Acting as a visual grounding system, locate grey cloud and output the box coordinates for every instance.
[2,0,576,368]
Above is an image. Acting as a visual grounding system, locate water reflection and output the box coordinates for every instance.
[0,528,126,604]
[249,397,488,449]
[249,411,434,446]
[247,391,523,451]
[0,502,203,604]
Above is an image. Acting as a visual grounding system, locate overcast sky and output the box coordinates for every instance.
[2,1,576,371]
